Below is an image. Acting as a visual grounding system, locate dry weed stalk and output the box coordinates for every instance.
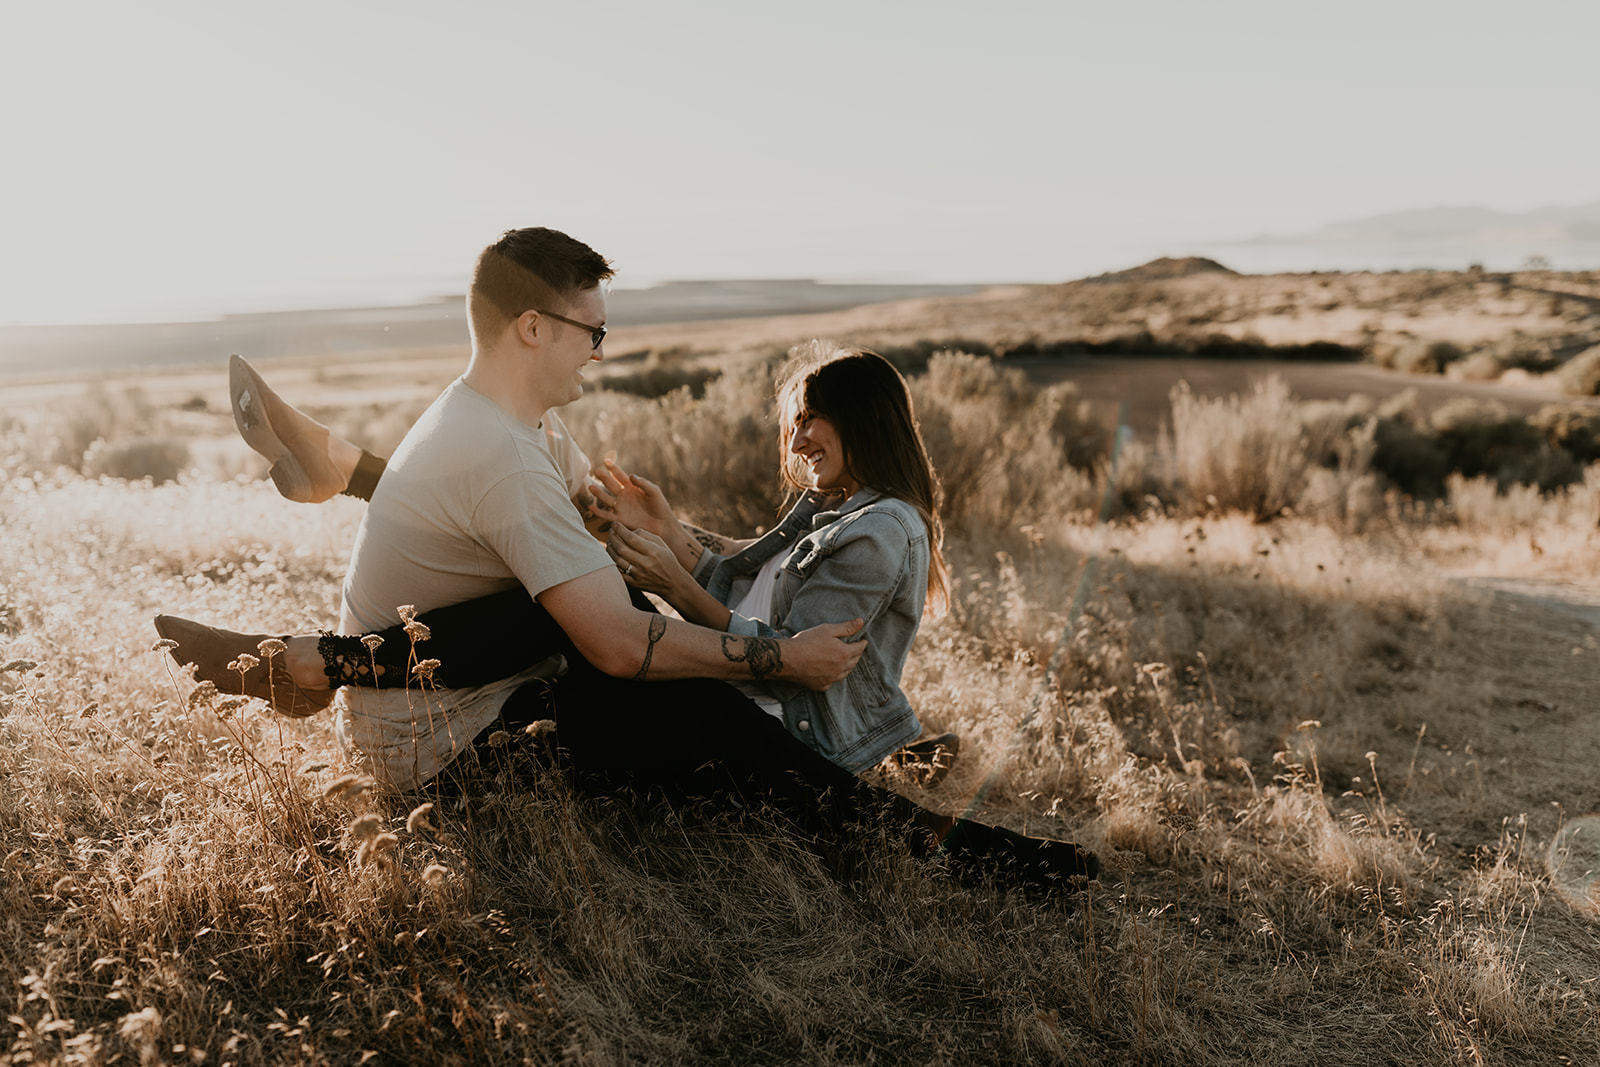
[3,354,1599,1063]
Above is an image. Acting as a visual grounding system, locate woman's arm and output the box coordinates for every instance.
[591,459,754,571]
[608,525,734,629]
[679,521,758,559]
[721,511,919,644]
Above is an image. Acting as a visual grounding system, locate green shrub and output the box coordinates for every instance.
[1532,404,1600,464]
[1429,398,1580,491]
[1370,415,1451,498]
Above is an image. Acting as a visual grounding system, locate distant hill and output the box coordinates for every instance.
[1261,201,1600,244]
[1085,257,1238,283]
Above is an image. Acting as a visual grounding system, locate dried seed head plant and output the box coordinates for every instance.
[3,340,1599,1064]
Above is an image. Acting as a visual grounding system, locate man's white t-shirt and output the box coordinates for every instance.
[334,379,612,790]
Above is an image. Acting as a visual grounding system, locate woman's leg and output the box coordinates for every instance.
[318,586,656,690]
[230,354,385,503]
[157,586,640,715]
[318,587,574,689]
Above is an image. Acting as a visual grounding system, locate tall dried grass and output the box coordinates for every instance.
[4,354,1599,1063]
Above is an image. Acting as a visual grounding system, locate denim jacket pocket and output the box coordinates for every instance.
[844,659,891,712]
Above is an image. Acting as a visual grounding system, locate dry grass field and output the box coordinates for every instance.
[4,289,1600,1064]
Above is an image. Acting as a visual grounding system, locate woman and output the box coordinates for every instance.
[158,344,1092,886]
[595,341,947,773]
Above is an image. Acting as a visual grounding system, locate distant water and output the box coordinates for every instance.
[0,280,982,380]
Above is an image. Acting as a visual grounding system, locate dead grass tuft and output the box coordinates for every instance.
[4,349,1599,1063]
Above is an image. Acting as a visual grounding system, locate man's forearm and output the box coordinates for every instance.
[538,567,858,691]
[616,610,783,683]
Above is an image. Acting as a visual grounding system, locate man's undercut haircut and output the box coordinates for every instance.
[469,227,614,343]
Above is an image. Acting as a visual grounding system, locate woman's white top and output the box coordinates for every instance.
[729,553,787,718]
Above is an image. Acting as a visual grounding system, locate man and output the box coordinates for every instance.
[329,227,864,790]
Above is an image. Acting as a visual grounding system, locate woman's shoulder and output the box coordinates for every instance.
[834,494,927,543]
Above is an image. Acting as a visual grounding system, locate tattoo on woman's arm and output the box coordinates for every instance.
[722,634,782,680]
[633,616,668,680]
[683,523,722,557]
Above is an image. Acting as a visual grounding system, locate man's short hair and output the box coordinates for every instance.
[469,228,614,342]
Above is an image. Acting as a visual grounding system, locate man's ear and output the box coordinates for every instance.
[514,310,542,348]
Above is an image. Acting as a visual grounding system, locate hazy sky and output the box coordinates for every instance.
[2,0,1596,324]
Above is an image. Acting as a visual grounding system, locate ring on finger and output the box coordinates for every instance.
[624,562,634,575]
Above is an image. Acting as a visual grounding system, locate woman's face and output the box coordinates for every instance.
[788,409,860,497]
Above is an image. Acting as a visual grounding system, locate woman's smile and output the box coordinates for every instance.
[790,414,859,497]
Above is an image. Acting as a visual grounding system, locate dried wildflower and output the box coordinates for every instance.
[349,813,382,841]
[403,620,432,644]
[117,1006,162,1039]
[421,863,450,887]
[152,639,179,653]
[486,730,510,749]
[323,774,376,800]
[411,658,442,682]
[523,719,557,737]
[357,832,399,865]
[228,653,260,674]
[2,659,38,674]
[406,802,436,834]
[214,696,251,719]
[1295,720,1323,732]
[257,638,287,658]
[360,634,384,653]
[186,681,219,711]
[397,605,417,624]
[79,702,99,718]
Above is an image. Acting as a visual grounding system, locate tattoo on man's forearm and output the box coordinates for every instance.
[722,635,782,681]
[634,616,668,680]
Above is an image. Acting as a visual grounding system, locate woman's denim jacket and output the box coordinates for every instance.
[690,488,926,772]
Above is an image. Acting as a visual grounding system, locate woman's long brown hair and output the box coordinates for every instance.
[775,341,950,615]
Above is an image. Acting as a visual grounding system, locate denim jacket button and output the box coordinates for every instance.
[797,720,811,732]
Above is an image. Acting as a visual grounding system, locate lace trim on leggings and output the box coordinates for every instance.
[316,630,411,688]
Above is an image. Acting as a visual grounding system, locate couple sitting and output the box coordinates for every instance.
[158,226,1096,888]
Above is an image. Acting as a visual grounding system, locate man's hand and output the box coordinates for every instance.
[780,618,867,691]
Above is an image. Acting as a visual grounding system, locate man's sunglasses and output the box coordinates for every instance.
[537,309,607,350]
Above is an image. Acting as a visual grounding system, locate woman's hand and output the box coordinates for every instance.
[607,524,688,599]
[590,457,677,537]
